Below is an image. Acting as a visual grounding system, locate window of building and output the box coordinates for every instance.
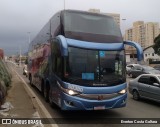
[152,53,154,56]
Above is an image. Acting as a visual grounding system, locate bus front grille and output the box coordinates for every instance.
[77,93,120,100]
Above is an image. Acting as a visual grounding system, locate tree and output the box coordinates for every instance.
[153,34,160,55]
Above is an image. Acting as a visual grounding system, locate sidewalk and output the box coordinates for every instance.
[0,64,44,127]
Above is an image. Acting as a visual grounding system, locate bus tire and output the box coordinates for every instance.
[29,74,33,86]
[41,79,44,96]
[44,83,49,102]
[49,89,53,106]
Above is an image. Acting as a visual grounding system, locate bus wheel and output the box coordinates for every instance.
[29,75,33,86]
[48,90,57,108]
[49,89,53,106]
[41,80,44,96]
[44,85,49,102]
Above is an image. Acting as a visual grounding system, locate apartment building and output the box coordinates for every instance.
[105,13,120,27]
[88,9,120,27]
[124,21,160,49]
[125,28,133,41]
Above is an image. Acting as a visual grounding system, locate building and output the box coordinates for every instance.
[124,28,133,41]
[143,45,160,64]
[88,9,120,27]
[124,21,160,63]
[104,13,120,27]
[145,22,159,48]
[132,21,145,49]
[124,21,160,49]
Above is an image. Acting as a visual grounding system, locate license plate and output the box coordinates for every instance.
[94,106,105,110]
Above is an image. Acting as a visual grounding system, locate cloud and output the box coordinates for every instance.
[0,0,160,55]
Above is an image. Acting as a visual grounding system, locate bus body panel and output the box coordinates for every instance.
[28,10,143,110]
[60,92,127,110]
[62,82,127,94]
[48,81,127,110]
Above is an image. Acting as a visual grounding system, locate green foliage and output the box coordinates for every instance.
[153,34,160,55]
[0,59,11,87]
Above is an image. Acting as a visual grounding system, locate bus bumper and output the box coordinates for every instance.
[60,93,127,110]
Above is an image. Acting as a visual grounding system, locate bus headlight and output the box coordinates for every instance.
[58,84,81,96]
[119,89,127,94]
[68,90,80,96]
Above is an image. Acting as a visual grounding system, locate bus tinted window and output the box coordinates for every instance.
[64,47,125,87]
[62,11,123,43]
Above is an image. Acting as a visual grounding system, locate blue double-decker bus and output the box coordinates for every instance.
[28,10,143,110]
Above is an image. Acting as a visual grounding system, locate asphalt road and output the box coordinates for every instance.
[9,63,160,127]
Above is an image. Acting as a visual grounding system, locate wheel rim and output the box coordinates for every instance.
[130,74,133,78]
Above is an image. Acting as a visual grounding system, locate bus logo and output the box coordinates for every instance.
[98,95,104,100]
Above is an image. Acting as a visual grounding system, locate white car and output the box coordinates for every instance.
[126,64,139,73]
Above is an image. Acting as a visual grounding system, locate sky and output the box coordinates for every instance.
[0,0,160,56]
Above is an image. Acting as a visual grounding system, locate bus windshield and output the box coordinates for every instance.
[64,47,126,87]
[62,11,123,43]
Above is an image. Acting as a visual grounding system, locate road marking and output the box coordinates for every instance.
[11,67,58,127]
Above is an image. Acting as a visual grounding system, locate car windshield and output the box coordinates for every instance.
[64,47,126,87]
[62,11,123,43]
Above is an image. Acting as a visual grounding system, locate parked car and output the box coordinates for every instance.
[128,74,160,102]
[153,65,160,71]
[128,65,160,78]
[126,64,139,74]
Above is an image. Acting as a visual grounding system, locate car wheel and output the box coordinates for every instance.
[133,90,140,100]
[129,73,133,78]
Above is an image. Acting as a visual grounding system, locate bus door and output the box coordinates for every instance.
[50,39,63,105]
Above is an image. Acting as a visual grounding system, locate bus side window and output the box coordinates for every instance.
[51,39,57,73]
[51,38,62,77]
[56,56,62,77]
